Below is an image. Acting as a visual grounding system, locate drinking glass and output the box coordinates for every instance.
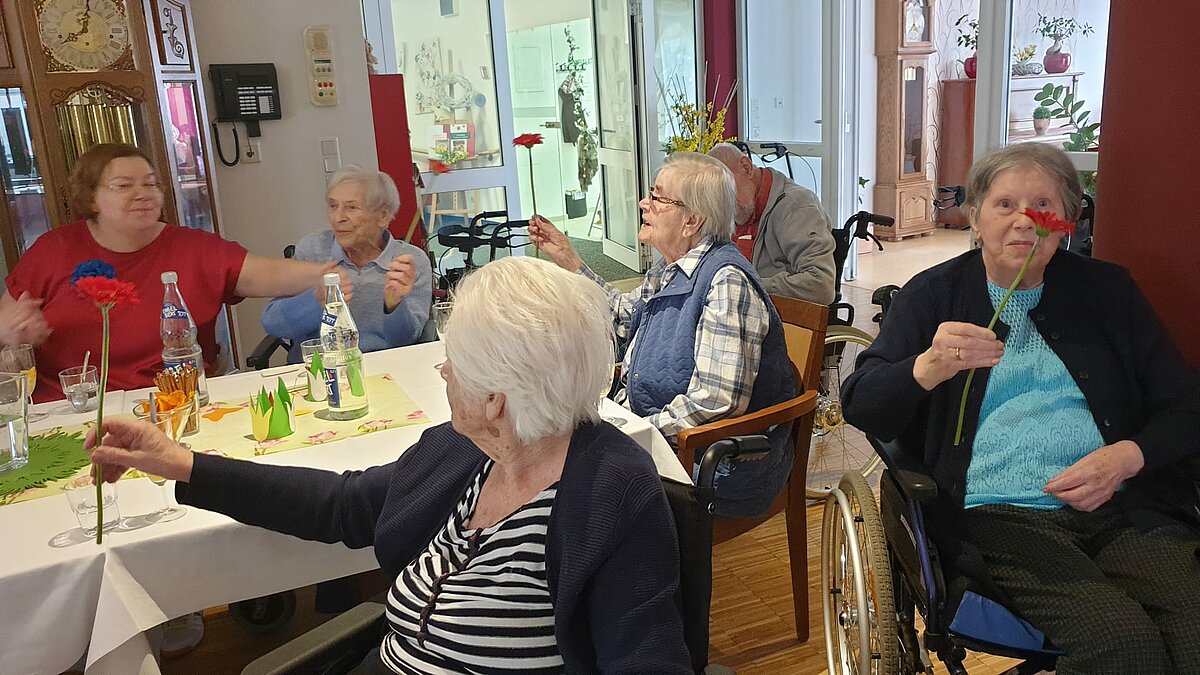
[64,476,121,536]
[431,302,453,368]
[0,373,28,474]
[132,394,194,523]
[299,338,326,402]
[59,365,99,413]
[0,344,45,422]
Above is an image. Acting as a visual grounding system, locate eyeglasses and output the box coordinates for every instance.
[648,186,686,209]
[101,180,163,194]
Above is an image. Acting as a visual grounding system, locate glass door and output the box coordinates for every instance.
[739,0,856,277]
[593,0,650,272]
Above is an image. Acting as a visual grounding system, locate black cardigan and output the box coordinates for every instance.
[177,421,691,673]
[842,250,1200,588]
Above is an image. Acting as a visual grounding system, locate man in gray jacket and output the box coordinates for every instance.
[709,143,836,304]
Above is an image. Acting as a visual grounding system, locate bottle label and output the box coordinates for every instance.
[321,312,337,327]
[162,303,190,321]
[324,365,342,407]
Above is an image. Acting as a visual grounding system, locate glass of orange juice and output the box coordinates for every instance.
[0,344,44,422]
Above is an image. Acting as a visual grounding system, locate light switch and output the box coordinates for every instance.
[324,157,340,173]
[320,138,339,156]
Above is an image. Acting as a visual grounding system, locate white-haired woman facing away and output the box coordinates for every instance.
[262,164,432,363]
[88,256,691,673]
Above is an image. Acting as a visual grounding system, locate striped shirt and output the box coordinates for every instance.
[381,462,563,673]
[582,236,770,439]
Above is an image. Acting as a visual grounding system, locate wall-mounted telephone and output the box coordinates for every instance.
[209,63,281,166]
[209,63,282,135]
[303,26,339,107]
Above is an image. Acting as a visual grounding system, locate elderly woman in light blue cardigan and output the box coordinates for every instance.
[262,165,432,362]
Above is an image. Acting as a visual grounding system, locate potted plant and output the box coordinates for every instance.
[1035,15,1094,74]
[1012,44,1043,76]
[1032,106,1052,135]
[954,15,979,79]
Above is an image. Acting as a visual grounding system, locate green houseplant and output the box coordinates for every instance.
[1032,105,1052,135]
[1033,83,1099,193]
[954,15,979,78]
[1035,15,1094,73]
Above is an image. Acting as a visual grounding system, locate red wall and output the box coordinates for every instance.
[703,0,740,136]
[1093,1,1200,366]
[368,74,425,250]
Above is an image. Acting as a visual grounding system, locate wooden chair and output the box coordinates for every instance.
[675,295,829,642]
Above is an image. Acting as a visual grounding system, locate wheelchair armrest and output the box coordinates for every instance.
[246,335,291,371]
[241,600,385,675]
[675,390,818,470]
[696,435,770,489]
[867,435,938,502]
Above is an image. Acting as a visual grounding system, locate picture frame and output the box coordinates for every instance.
[439,0,458,18]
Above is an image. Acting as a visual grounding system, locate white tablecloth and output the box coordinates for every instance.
[0,342,686,675]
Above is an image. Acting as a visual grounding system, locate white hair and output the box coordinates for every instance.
[443,256,616,445]
[661,152,735,241]
[707,142,745,166]
[326,164,401,220]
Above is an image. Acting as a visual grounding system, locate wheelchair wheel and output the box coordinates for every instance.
[822,472,898,674]
[809,326,882,498]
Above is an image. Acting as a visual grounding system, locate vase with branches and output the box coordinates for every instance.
[1035,15,1093,73]
[955,15,979,78]
[660,71,737,155]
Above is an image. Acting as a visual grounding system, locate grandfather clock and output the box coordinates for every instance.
[874,0,937,241]
[0,0,235,361]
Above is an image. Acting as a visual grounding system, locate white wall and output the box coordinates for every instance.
[191,0,378,362]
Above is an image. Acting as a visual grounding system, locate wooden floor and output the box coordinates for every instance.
[141,234,1034,674]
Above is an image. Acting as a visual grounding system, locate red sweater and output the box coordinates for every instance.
[6,221,247,402]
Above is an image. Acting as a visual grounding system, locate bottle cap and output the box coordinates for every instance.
[161,271,178,284]
[323,273,341,285]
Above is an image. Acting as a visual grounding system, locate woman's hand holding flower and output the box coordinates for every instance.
[1043,440,1145,512]
[528,216,583,273]
[86,417,195,484]
[913,322,1004,391]
[384,254,416,312]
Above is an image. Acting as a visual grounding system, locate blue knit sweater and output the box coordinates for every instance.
[965,282,1105,509]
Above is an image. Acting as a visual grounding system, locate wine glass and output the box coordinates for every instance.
[431,301,453,368]
[0,344,46,422]
[132,393,193,523]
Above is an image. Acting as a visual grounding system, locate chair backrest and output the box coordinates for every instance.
[770,294,830,393]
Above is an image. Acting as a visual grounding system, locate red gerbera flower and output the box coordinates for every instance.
[1023,208,1075,237]
[428,159,452,174]
[75,276,140,308]
[512,133,544,148]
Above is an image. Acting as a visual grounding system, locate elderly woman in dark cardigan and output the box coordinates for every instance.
[842,143,1200,675]
[88,256,689,673]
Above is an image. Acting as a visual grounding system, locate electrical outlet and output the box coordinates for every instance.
[244,140,262,163]
[774,97,785,108]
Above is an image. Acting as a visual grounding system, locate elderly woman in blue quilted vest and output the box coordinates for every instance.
[530,151,795,517]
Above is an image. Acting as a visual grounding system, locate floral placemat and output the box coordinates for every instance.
[0,375,429,506]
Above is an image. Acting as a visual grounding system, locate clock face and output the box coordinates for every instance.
[37,0,132,72]
[904,0,928,44]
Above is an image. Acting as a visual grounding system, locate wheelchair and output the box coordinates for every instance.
[808,210,898,497]
[821,434,1060,674]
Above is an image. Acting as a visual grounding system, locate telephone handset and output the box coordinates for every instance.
[303,26,338,107]
[208,63,281,165]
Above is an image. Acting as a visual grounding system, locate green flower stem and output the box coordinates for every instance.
[526,148,540,259]
[952,236,1042,446]
[94,305,111,544]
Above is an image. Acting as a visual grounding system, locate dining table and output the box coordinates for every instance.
[0,341,689,675]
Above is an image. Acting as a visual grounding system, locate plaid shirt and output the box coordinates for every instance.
[581,237,769,439]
